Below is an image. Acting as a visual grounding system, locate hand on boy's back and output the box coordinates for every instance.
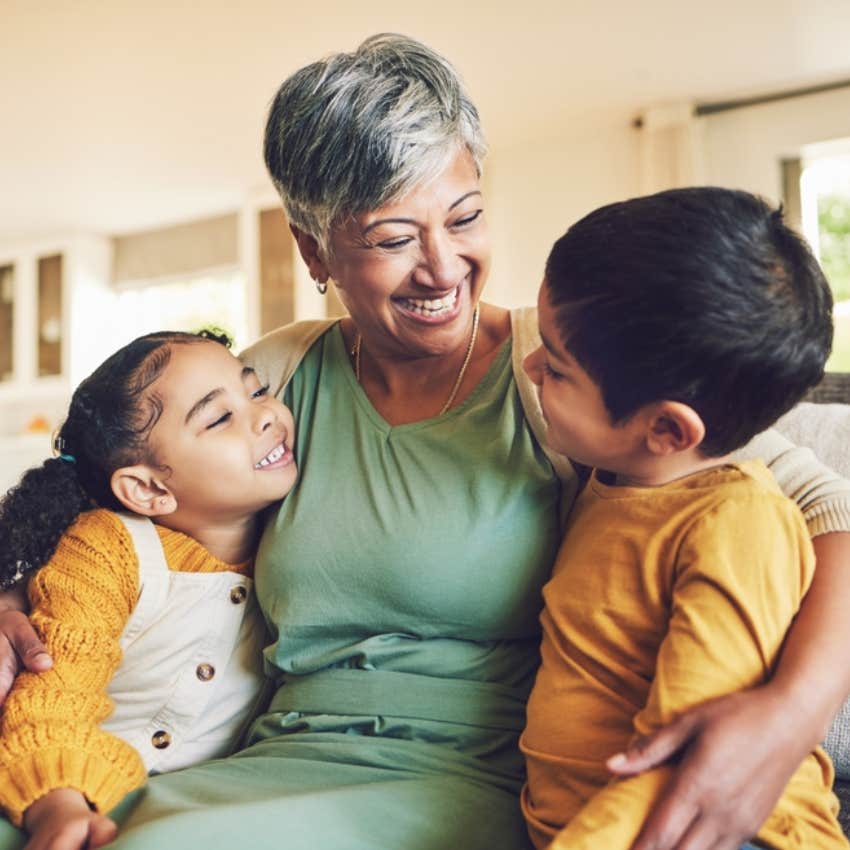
[24,789,117,850]
[608,688,803,850]
[0,597,52,704]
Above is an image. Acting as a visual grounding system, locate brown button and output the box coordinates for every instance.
[196,663,215,681]
[151,730,171,749]
[230,585,247,604]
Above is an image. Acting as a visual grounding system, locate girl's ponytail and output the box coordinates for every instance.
[0,455,89,589]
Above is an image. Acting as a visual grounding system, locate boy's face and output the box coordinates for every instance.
[524,282,646,473]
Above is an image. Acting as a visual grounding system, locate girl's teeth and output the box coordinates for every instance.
[256,443,286,468]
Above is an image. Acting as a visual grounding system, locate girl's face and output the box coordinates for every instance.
[146,341,296,522]
[321,147,490,361]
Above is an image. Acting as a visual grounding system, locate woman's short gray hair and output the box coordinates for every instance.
[263,33,487,253]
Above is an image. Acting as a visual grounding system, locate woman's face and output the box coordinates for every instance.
[323,148,490,360]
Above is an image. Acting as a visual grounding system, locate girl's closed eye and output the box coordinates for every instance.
[251,384,270,399]
[206,411,232,430]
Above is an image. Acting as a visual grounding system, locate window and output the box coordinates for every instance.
[112,270,248,352]
[800,149,850,371]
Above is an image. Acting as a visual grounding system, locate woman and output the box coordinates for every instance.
[2,34,850,850]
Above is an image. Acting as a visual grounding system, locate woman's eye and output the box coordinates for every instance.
[543,362,563,380]
[252,384,270,399]
[377,236,413,250]
[206,412,232,429]
[453,210,483,228]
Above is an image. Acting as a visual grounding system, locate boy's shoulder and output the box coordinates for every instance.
[678,460,805,526]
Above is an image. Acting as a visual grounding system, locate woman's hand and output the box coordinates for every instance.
[0,583,52,703]
[23,789,117,850]
[607,687,812,850]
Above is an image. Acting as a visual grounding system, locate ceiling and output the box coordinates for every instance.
[3,0,850,242]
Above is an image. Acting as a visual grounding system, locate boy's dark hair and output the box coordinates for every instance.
[0,329,231,590]
[545,187,833,457]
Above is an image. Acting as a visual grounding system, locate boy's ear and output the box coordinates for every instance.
[110,466,177,517]
[644,401,705,456]
[289,224,330,285]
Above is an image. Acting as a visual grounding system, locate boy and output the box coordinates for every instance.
[520,187,848,849]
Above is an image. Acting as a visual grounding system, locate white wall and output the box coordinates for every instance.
[485,118,641,308]
[702,87,850,202]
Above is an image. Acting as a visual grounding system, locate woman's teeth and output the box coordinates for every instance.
[256,443,287,468]
[400,288,458,316]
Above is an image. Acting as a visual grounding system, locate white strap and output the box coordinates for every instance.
[113,513,170,644]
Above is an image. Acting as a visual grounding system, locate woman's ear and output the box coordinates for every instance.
[110,466,177,517]
[289,224,330,285]
[644,401,706,456]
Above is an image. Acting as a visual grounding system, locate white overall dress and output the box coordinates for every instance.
[100,514,269,773]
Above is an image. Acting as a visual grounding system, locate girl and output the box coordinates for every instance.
[0,329,297,850]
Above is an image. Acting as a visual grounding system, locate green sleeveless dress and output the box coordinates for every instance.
[0,325,561,850]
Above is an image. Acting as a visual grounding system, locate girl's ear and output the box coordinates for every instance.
[110,466,177,516]
[289,224,330,285]
[645,401,706,456]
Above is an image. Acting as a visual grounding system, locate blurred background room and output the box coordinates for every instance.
[2,0,850,489]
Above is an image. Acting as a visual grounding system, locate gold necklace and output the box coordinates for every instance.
[352,305,480,417]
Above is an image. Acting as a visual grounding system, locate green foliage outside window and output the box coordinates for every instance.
[818,193,850,371]
[818,194,850,302]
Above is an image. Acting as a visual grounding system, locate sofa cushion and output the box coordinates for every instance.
[775,400,850,779]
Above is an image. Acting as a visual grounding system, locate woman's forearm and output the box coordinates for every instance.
[769,531,850,744]
[0,580,50,703]
[0,583,28,614]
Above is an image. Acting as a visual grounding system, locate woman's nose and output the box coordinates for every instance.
[414,234,466,289]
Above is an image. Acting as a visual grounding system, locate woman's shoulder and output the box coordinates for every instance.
[239,319,337,397]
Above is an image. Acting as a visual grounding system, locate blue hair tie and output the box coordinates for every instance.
[59,453,76,463]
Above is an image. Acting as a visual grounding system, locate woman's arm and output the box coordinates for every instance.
[609,531,850,850]
[0,583,51,704]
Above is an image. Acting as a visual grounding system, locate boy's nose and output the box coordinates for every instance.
[523,347,544,386]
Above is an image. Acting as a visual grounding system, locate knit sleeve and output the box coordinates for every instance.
[733,426,850,537]
[0,509,147,824]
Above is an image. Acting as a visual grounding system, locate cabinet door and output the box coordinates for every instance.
[0,264,13,383]
[37,254,62,377]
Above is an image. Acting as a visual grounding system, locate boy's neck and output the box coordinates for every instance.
[611,449,734,488]
[153,512,261,564]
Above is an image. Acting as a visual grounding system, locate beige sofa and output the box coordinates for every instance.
[776,373,850,834]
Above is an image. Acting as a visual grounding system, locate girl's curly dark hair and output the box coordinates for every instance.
[0,328,232,590]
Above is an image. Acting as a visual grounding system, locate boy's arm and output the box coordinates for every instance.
[548,492,813,850]
[607,428,850,850]
[0,510,147,825]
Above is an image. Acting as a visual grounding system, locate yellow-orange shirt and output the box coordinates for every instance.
[521,461,847,850]
[0,509,252,825]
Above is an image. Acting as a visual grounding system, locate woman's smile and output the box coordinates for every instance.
[392,282,466,324]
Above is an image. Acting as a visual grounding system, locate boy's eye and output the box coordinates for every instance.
[206,412,232,429]
[543,362,564,380]
[252,384,270,399]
